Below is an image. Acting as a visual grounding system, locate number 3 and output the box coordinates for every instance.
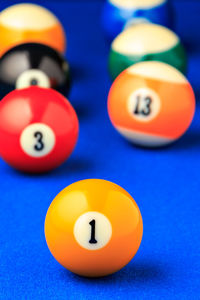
[34,131,44,151]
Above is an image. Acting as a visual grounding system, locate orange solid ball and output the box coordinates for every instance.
[0,3,66,56]
[45,179,143,277]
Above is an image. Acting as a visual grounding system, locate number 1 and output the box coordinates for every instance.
[89,219,97,244]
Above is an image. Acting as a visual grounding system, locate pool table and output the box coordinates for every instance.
[0,0,200,299]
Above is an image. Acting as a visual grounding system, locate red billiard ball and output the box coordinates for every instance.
[0,87,79,173]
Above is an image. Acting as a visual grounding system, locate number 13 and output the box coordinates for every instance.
[134,95,152,116]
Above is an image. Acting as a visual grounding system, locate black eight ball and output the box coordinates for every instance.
[0,43,71,99]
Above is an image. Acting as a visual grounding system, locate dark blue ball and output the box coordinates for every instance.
[102,0,173,41]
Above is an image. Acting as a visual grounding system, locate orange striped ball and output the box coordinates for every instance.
[108,61,195,147]
[0,4,66,56]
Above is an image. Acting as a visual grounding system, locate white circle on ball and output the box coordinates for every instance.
[74,211,112,251]
[20,123,56,158]
[16,69,50,90]
[127,87,161,122]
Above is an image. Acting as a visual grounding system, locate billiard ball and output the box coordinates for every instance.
[102,0,172,41]
[108,61,195,147]
[0,87,79,173]
[0,43,70,99]
[0,3,66,57]
[45,179,143,277]
[109,23,187,80]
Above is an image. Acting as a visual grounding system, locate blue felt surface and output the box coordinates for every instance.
[0,1,200,299]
